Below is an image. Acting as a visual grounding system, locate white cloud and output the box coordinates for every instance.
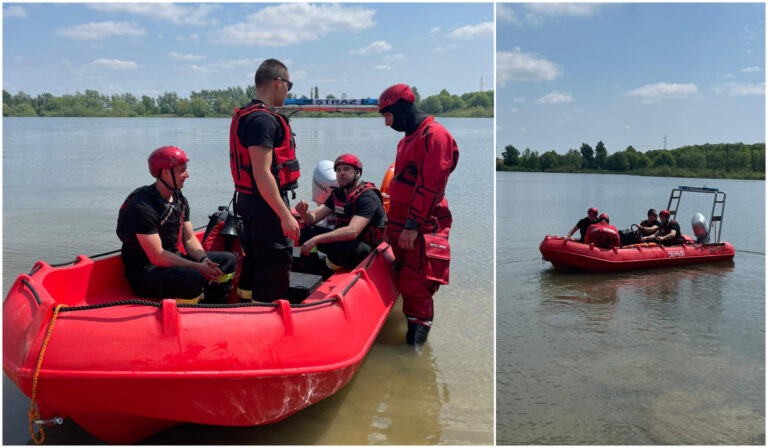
[497,4,520,25]
[536,91,574,104]
[210,4,375,47]
[624,125,632,131]
[188,64,216,74]
[4,5,28,18]
[497,48,562,85]
[88,3,217,26]
[168,52,206,61]
[626,82,697,103]
[448,22,493,40]
[349,40,391,55]
[383,53,404,62]
[524,3,600,25]
[434,44,458,53]
[713,82,765,97]
[510,106,518,113]
[291,70,308,80]
[740,66,761,73]
[519,127,527,132]
[723,73,735,79]
[13,56,26,62]
[513,97,526,103]
[57,21,146,40]
[430,26,441,34]
[91,58,138,70]
[374,64,392,71]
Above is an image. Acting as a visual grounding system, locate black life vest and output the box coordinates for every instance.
[229,102,300,195]
[116,185,187,252]
[332,181,385,247]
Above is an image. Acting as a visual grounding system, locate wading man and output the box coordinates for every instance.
[378,84,459,345]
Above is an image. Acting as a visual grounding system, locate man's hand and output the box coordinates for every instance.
[398,229,419,250]
[300,238,317,256]
[197,258,224,283]
[282,214,300,243]
[295,200,309,216]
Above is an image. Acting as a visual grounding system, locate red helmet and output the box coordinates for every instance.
[598,213,609,223]
[148,146,189,178]
[378,84,415,112]
[334,153,362,171]
[587,207,598,216]
[660,209,670,218]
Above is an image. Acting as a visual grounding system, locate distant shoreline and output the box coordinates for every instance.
[496,161,765,180]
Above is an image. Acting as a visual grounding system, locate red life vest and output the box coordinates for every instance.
[332,181,385,247]
[585,223,620,248]
[387,116,458,232]
[229,102,300,195]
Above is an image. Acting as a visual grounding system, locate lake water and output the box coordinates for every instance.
[496,171,765,444]
[2,116,494,444]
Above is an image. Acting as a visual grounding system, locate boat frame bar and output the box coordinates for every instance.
[666,185,726,244]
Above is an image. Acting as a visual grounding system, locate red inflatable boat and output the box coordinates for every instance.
[540,186,736,272]
[539,236,735,271]
[3,240,399,443]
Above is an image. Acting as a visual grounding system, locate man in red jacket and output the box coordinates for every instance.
[378,84,459,345]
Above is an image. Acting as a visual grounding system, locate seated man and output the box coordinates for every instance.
[295,154,386,271]
[566,207,599,243]
[584,213,620,248]
[639,208,662,242]
[117,146,237,303]
[651,209,683,246]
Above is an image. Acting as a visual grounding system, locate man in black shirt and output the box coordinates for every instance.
[566,207,599,243]
[639,208,662,242]
[117,146,236,303]
[295,154,386,270]
[653,209,683,246]
[229,58,300,302]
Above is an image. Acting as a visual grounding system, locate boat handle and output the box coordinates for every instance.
[20,278,42,306]
[34,417,63,426]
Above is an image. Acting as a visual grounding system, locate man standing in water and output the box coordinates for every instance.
[378,84,459,345]
[229,59,300,302]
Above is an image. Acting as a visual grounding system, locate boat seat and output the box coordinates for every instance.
[286,271,324,304]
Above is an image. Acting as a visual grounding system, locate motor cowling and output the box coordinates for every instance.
[312,160,338,205]
[691,212,709,243]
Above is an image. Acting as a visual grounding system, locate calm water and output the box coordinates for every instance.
[497,171,765,444]
[2,116,493,444]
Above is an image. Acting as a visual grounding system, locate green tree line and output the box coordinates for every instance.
[498,141,765,180]
[3,86,492,118]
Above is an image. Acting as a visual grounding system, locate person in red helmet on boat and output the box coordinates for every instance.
[378,83,459,345]
[584,213,620,249]
[566,207,599,243]
[638,208,662,242]
[229,58,300,303]
[117,146,237,303]
[295,154,386,272]
[651,209,683,246]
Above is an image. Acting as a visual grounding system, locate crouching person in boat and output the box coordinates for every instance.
[116,146,237,304]
[379,84,458,345]
[566,207,599,243]
[638,208,662,242]
[584,214,620,249]
[295,154,386,274]
[648,209,683,246]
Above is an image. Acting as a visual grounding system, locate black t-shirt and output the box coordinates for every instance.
[576,217,595,242]
[661,220,682,241]
[117,185,190,272]
[236,100,286,150]
[324,186,387,232]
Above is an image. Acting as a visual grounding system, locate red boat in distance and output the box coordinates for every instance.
[540,186,736,272]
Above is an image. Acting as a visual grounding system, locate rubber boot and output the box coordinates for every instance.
[204,282,232,304]
[406,322,431,345]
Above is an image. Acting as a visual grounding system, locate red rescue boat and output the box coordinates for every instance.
[540,186,736,272]
[3,239,399,444]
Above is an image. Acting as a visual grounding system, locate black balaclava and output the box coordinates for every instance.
[384,99,429,135]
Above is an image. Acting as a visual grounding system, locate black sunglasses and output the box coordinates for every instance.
[276,77,293,92]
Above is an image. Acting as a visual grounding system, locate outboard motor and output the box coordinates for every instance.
[691,212,709,244]
[311,160,339,228]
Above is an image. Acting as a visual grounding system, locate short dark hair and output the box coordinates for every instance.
[647,208,657,216]
[255,59,288,88]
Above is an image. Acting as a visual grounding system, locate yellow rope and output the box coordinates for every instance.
[28,303,66,444]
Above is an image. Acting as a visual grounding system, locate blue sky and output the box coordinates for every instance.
[497,3,765,156]
[3,3,493,100]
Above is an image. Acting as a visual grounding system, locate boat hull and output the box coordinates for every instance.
[539,236,735,272]
[3,243,399,443]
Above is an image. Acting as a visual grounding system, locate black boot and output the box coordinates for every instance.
[203,282,232,304]
[406,322,431,345]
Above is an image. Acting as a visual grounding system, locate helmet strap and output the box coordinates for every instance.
[157,169,179,192]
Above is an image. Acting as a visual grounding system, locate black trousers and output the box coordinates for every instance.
[127,251,237,303]
[299,226,373,269]
[236,192,293,301]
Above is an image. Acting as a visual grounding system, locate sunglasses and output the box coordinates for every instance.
[276,77,293,92]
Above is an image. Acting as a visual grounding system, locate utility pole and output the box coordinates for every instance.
[480,76,484,92]
[664,134,667,150]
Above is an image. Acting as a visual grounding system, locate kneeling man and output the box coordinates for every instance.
[295,154,386,270]
[117,146,236,303]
